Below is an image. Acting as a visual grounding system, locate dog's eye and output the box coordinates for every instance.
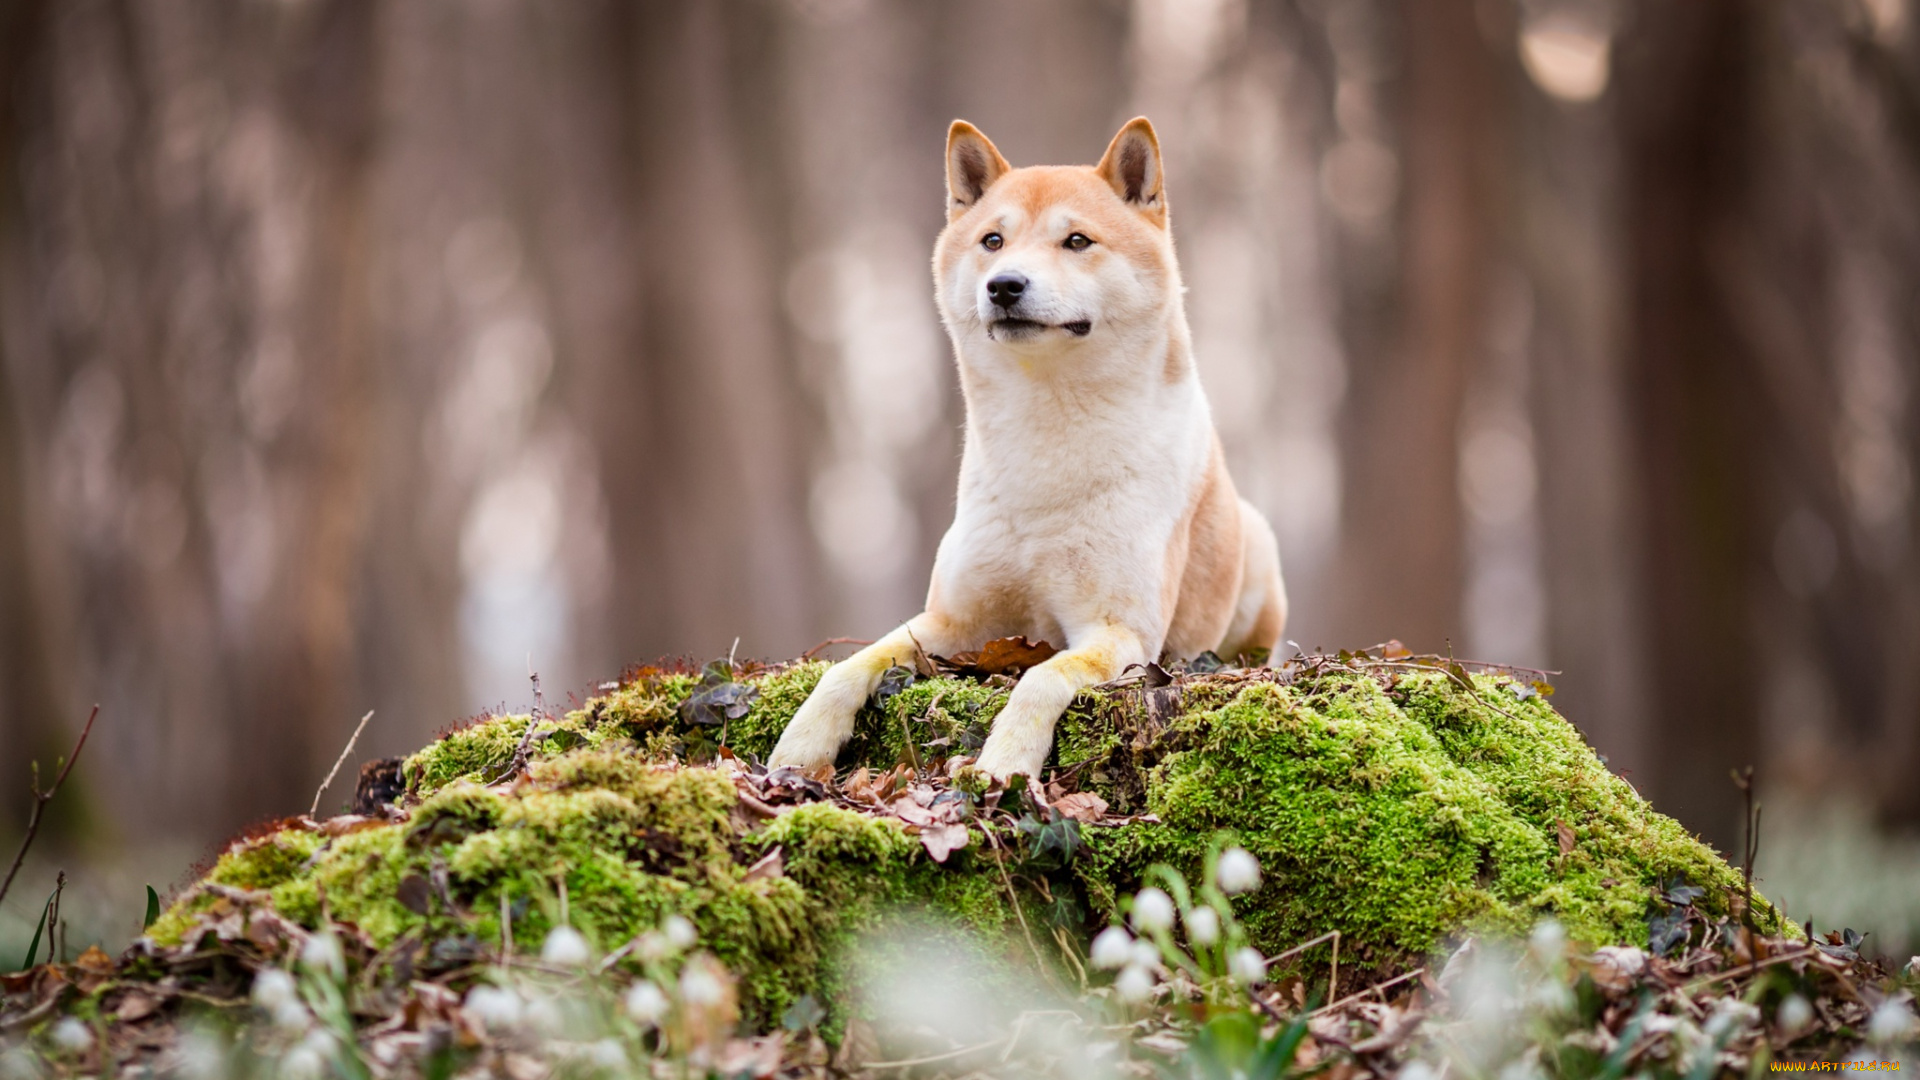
[1065,233,1093,251]
[982,233,1003,251]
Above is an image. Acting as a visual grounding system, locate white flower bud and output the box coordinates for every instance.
[680,962,726,1007]
[1777,993,1813,1035]
[1115,963,1156,1003]
[1090,926,1134,970]
[49,1017,92,1053]
[298,932,345,980]
[663,915,698,952]
[541,925,592,968]
[582,1039,628,1072]
[1130,887,1175,934]
[272,997,313,1033]
[1528,919,1566,964]
[625,980,669,1026]
[1130,939,1161,971]
[464,984,524,1032]
[1186,906,1221,946]
[1229,946,1267,985]
[1869,999,1916,1044]
[1215,847,1261,895]
[280,1044,325,1080]
[251,969,298,1012]
[525,994,567,1037]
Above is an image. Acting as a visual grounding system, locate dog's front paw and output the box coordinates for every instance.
[972,733,1048,785]
[766,667,868,773]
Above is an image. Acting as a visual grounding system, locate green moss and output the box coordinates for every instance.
[159,658,1785,1028]
[1061,671,1784,962]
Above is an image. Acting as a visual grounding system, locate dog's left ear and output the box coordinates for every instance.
[1097,117,1166,225]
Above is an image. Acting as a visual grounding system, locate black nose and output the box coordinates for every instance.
[986,273,1027,309]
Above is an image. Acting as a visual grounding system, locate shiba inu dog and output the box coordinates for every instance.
[769,117,1286,783]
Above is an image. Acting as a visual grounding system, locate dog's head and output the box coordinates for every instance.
[933,118,1181,356]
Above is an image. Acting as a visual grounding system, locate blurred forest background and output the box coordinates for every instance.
[1,0,1919,948]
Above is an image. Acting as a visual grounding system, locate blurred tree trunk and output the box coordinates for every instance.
[1510,37,1647,785]
[225,0,380,821]
[1329,0,1496,654]
[1616,0,1762,848]
[601,0,823,664]
[0,0,70,838]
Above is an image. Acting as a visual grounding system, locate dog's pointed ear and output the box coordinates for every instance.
[1097,117,1166,224]
[947,121,1011,222]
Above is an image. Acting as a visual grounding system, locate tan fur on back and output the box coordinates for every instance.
[770,117,1286,782]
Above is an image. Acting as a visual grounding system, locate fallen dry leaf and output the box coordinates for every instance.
[743,846,785,883]
[1586,945,1648,996]
[920,823,970,863]
[937,636,1059,678]
[114,991,161,1023]
[1557,819,1576,856]
[1051,792,1109,823]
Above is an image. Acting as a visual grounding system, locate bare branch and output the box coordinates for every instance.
[0,705,100,910]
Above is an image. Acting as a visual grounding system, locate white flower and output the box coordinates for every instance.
[49,1017,92,1053]
[525,994,567,1037]
[1705,999,1759,1040]
[581,1039,628,1073]
[299,932,345,980]
[1130,939,1162,971]
[541,925,592,967]
[1114,963,1156,1003]
[1215,847,1261,895]
[280,1044,325,1080]
[1527,979,1574,1015]
[1777,993,1812,1035]
[175,1031,230,1080]
[251,969,298,1012]
[1528,919,1566,964]
[282,1033,333,1080]
[0,1048,42,1080]
[1399,1063,1442,1080]
[1186,906,1221,947]
[1229,946,1267,985]
[464,984,524,1032]
[625,980,669,1026]
[1869,999,1916,1044]
[1090,926,1134,970]
[637,931,671,962]
[1131,888,1175,934]
[1907,956,1920,979]
[663,915,698,952]
[680,962,726,1007]
[271,997,313,1034]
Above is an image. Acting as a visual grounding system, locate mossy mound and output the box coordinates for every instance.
[151,656,1786,1022]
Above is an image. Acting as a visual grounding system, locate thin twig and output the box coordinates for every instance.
[0,704,99,910]
[801,637,873,660]
[310,710,375,819]
[1309,967,1426,1017]
[1679,946,1821,993]
[984,829,1052,980]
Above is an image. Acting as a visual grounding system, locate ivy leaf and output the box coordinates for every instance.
[681,679,758,728]
[1648,908,1690,956]
[872,665,915,708]
[782,994,826,1032]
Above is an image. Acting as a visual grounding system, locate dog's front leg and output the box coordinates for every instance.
[972,623,1145,783]
[767,615,953,775]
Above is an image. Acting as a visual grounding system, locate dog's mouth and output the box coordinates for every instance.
[988,318,1093,341]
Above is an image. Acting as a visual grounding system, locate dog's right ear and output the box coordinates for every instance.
[947,121,1011,222]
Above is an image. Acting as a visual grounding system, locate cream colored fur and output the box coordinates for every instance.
[768,117,1286,783]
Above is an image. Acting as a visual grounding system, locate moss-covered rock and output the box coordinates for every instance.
[154,657,1787,1024]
